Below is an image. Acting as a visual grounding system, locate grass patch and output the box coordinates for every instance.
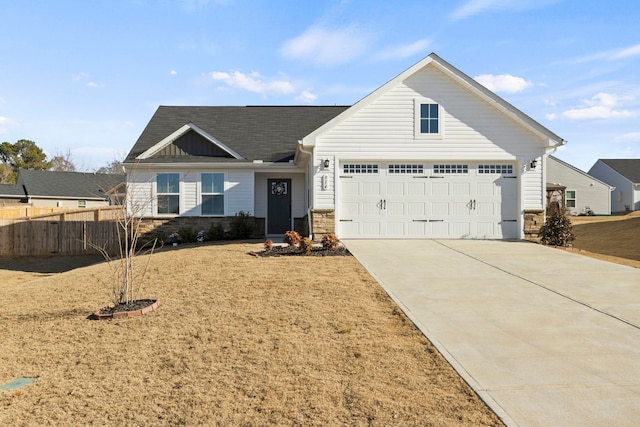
[0,243,502,425]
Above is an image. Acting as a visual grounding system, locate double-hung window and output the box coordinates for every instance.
[565,190,576,208]
[201,173,224,215]
[157,173,180,214]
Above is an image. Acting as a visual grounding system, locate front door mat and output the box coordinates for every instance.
[0,377,37,390]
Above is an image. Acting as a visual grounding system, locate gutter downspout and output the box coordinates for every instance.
[297,141,314,239]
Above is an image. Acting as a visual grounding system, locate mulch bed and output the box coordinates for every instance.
[251,245,352,257]
[90,299,159,320]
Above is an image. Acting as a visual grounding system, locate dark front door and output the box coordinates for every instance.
[267,179,292,235]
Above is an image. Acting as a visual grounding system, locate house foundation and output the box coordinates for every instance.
[524,209,545,242]
[311,209,335,240]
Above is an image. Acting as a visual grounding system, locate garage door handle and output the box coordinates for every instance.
[429,219,444,222]
[502,220,517,222]
[412,219,429,222]
[340,219,353,222]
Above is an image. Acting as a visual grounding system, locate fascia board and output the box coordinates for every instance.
[126,162,305,172]
[136,123,244,160]
[427,56,566,147]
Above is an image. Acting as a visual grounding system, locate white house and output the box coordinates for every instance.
[589,159,640,212]
[124,53,566,240]
[547,156,612,215]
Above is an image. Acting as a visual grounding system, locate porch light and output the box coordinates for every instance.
[530,159,538,169]
[323,159,330,168]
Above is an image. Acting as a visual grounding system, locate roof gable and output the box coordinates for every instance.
[137,123,243,161]
[302,53,565,148]
[600,159,640,183]
[549,156,613,188]
[126,106,349,164]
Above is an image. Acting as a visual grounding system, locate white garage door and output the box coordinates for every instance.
[339,163,518,239]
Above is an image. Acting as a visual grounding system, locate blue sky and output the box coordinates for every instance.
[0,0,639,171]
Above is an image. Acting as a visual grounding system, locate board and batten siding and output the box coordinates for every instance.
[312,65,546,210]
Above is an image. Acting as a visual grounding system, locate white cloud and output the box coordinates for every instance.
[450,0,559,21]
[561,92,637,120]
[209,71,295,95]
[170,70,178,76]
[545,113,558,121]
[616,132,640,142]
[474,74,533,93]
[280,25,370,66]
[610,43,640,60]
[73,72,99,88]
[373,39,431,61]
[0,116,19,134]
[296,90,318,103]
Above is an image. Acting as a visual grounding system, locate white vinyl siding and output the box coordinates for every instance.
[226,170,254,215]
[312,65,546,213]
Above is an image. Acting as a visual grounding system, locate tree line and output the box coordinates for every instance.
[0,139,123,184]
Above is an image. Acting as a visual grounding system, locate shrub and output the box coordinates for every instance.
[283,230,301,247]
[230,211,256,239]
[178,227,198,243]
[264,239,273,251]
[206,223,225,241]
[321,233,340,251]
[300,237,313,255]
[539,202,575,247]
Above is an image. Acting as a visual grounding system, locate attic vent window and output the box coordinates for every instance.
[77,200,87,208]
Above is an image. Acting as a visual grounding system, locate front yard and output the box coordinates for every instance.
[0,242,502,426]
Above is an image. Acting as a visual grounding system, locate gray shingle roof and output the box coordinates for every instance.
[0,184,25,197]
[125,105,350,163]
[600,159,640,183]
[17,169,125,200]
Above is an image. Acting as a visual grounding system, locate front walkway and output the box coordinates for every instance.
[345,239,640,427]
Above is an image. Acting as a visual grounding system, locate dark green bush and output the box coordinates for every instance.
[206,223,225,241]
[178,227,198,243]
[230,211,256,239]
[539,202,575,247]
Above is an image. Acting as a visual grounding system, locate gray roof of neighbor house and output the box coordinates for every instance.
[125,105,350,163]
[0,184,25,197]
[600,159,640,183]
[16,169,125,200]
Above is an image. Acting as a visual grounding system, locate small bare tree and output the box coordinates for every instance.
[91,165,158,307]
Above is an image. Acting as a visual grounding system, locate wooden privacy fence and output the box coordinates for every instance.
[0,206,71,219]
[0,206,124,257]
[0,219,121,257]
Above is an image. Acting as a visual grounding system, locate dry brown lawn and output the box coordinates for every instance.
[570,211,640,268]
[0,242,503,426]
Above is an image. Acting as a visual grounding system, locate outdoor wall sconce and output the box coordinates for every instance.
[530,159,538,169]
[323,159,330,168]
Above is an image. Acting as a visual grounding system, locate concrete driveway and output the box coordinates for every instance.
[344,239,640,427]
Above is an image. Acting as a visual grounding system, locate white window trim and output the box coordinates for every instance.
[155,172,181,216]
[77,200,87,208]
[414,98,443,139]
[566,189,576,208]
[199,172,226,216]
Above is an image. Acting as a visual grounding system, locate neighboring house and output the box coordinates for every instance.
[0,184,26,206]
[546,156,612,215]
[16,169,125,208]
[589,159,640,212]
[125,53,566,240]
